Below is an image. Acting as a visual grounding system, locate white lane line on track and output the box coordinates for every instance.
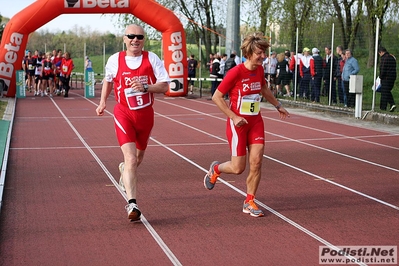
[82,95,366,265]
[51,97,182,266]
[147,116,364,266]
[266,130,399,173]
[156,99,399,211]
[162,111,398,143]
[263,114,399,150]
[159,99,399,172]
[183,98,399,148]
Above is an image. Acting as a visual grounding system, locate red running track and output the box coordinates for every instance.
[0,89,398,266]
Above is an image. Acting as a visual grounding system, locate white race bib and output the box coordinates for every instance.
[124,88,152,110]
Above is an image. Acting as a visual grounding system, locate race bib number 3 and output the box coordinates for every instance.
[240,94,261,115]
[124,88,152,110]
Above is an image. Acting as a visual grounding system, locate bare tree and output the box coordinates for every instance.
[283,0,313,52]
[114,0,224,68]
[330,0,362,51]
[258,0,273,34]
[364,0,394,67]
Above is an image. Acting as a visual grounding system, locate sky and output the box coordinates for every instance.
[1,0,123,34]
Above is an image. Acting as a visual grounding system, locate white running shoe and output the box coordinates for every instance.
[125,203,141,221]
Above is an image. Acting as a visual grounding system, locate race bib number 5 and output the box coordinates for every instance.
[239,94,261,115]
[124,88,152,110]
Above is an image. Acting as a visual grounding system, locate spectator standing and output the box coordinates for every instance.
[335,45,345,104]
[263,51,277,94]
[276,52,291,97]
[232,50,241,65]
[207,53,214,74]
[284,50,293,87]
[85,56,93,71]
[378,46,397,112]
[299,47,312,99]
[60,51,74,97]
[218,54,228,77]
[96,24,170,221]
[310,48,323,103]
[203,32,289,217]
[289,50,303,96]
[342,49,360,108]
[224,54,237,77]
[187,54,198,94]
[210,55,222,96]
[323,46,338,104]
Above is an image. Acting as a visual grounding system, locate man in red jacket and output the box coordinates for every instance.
[60,52,74,97]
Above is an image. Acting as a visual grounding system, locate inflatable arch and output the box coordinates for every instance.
[0,0,187,97]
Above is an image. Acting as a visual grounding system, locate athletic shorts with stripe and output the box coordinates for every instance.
[113,103,154,150]
[226,114,265,157]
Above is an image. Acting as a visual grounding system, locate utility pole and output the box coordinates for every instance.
[225,0,240,56]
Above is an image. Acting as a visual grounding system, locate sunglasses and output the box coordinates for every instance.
[125,34,145,40]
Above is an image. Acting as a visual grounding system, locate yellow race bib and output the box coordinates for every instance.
[239,94,261,115]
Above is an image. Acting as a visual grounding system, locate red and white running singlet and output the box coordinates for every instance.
[113,51,157,110]
[218,64,265,117]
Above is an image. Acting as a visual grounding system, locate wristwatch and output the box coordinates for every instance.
[143,84,149,92]
[275,101,282,110]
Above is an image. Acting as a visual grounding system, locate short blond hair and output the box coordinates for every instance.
[277,53,285,62]
[240,32,270,59]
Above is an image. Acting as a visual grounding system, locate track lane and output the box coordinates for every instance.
[2,91,398,265]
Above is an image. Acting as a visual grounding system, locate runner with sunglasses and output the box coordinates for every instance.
[96,24,170,222]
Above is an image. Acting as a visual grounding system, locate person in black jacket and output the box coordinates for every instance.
[378,46,397,112]
[310,48,323,102]
[210,55,222,96]
[323,46,338,104]
[187,54,198,94]
[224,54,237,77]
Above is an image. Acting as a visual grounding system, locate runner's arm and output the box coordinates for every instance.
[96,80,113,116]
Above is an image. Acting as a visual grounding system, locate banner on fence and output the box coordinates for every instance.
[84,70,95,98]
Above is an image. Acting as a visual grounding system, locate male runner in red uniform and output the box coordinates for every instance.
[96,24,170,221]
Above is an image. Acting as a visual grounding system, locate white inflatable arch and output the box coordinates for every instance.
[0,0,187,97]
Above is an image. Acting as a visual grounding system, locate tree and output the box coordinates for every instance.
[281,0,313,52]
[258,0,273,35]
[0,15,6,41]
[116,0,226,68]
[364,0,396,67]
[330,0,362,51]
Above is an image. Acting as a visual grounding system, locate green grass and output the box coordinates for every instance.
[0,100,7,119]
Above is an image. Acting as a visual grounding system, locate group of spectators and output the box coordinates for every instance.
[22,49,75,97]
[208,52,241,96]
[287,45,397,111]
[187,45,396,112]
[186,52,241,96]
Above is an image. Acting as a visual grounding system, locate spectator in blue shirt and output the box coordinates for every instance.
[342,49,359,107]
